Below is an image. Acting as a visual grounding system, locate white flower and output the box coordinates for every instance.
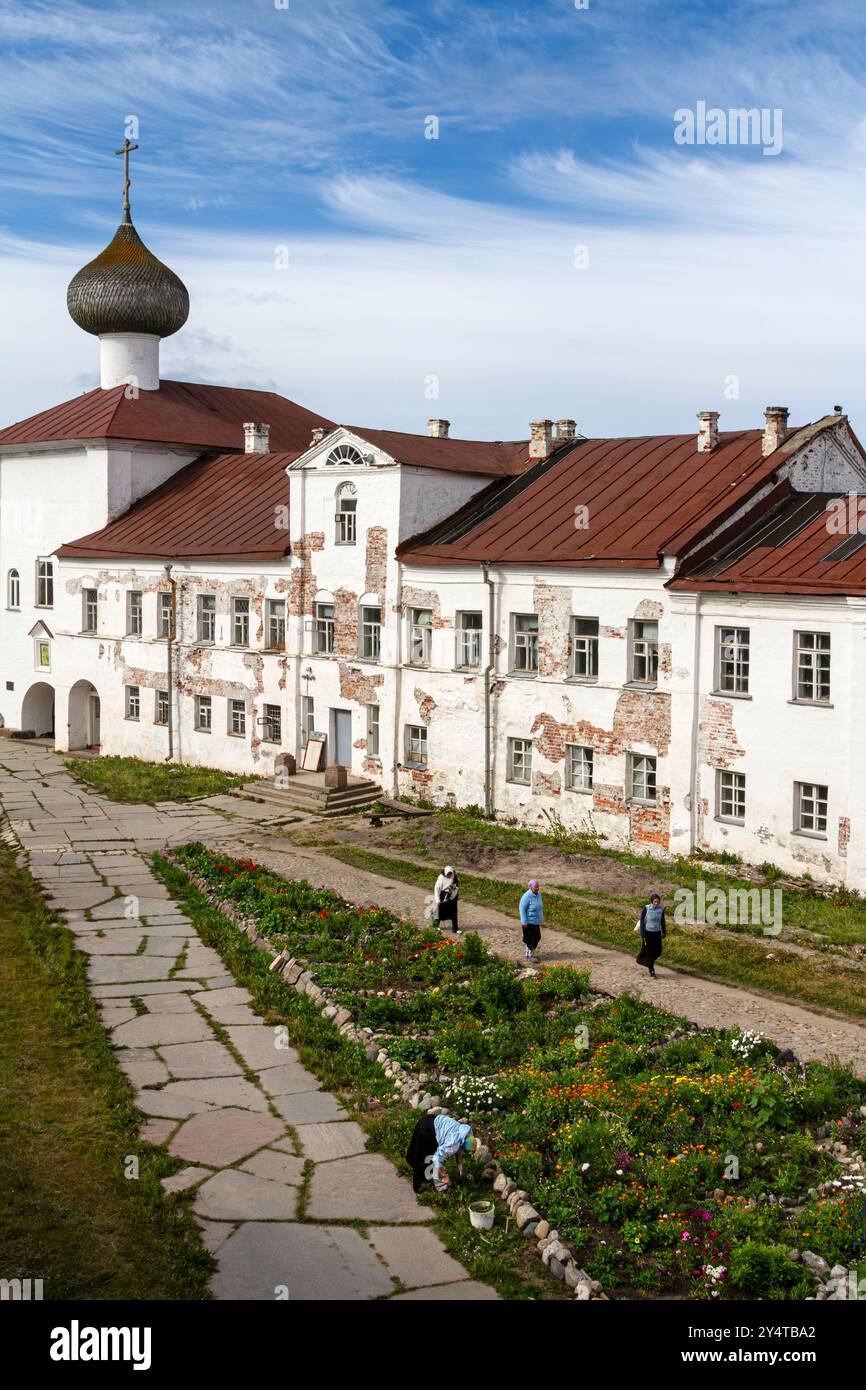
[581,1162,590,1172]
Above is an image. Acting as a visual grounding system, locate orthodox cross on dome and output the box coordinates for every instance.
[115,136,139,223]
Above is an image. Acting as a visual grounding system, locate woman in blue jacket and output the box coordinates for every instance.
[637,892,666,978]
[519,879,544,960]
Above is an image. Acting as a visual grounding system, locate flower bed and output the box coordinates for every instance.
[174,844,866,1301]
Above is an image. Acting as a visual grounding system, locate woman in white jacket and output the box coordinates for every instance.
[434,865,460,935]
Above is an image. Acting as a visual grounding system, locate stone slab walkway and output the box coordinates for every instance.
[0,744,496,1301]
[241,837,866,1079]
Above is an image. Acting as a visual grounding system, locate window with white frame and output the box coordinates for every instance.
[326,444,364,466]
[158,591,174,638]
[360,605,381,660]
[335,485,357,544]
[511,613,539,673]
[795,781,828,835]
[315,602,335,654]
[570,617,599,679]
[197,593,216,643]
[629,753,657,803]
[35,558,53,607]
[266,599,286,650]
[125,685,140,720]
[155,690,169,725]
[300,695,315,745]
[195,695,212,732]
[566,743,594,792]
[82,589,98,633]
[717,769,746,823]
[126,589,142,636]
[367,704,380,756]
[409,608,433,666]
[794,632,831,703]
[456,611,482,668]
[7,569,20,609]
[228,698,246,737]
[629,620,659,684]
[716,626,750,695]
[34,636,51,671]
[231,597,250,647]
[404,724,428,766]
[508,737,533,785]
[262,702,281,743]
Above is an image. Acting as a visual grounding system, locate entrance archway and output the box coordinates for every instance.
[21,682,55,738]
[68,680,101,750]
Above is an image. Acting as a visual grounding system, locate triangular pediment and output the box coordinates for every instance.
[287,426,398,472]
[28,620,54,639]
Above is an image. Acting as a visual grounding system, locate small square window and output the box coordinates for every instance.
[404,724,427,766]
[717,769,746,822]
[566,743,593,792]
[508,737,533,785]
[795,781,828,835]
[629,753,657,803]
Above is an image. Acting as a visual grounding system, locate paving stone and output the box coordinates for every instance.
[306,1154,433,1223]
[76,932,146,955]
[193,1170,299,1222]
[139,1118,176,1146]
[199,975,237,990]
[239,1149,306,1186]
[116,1048,170,1087]
[169,1108,284,1166]
[112,1012,213,1048]
[90,896,170,918]
[270,1089,348,1125]
[142,937,187,957]
[164,1077,270,1112]
[225,1025,298,1071]
[161,1165,213,1195]
[368,1225,470,1289]
[92,979,195,998]
[195,1218,236,1254]
[98,1005,138,1028]
[196,1003,259,1026]
[87,955,174,985]
[136,1089,211,1119]
[158,1040,242,1079]
[45,885,115,909]
[136,992,198,1014]
[257,1062,321,1097]
[268,1136,300,1157]
[210,1221,393,1300]
[294,1121,368,1162]
[391,1280,500,1301]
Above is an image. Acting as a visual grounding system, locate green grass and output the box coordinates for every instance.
[64,755,248,804]
[153,852,566,1300]
[0,844,212,1299]
[322,845,866,1021]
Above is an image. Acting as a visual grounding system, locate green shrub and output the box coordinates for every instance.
[537,963,590,1001]
[472,964,525,1021]
[729,1241,810,1298]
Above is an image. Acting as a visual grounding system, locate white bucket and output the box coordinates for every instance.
[469,1200,495,1230]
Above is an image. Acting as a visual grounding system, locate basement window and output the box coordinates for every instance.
[628,753,657,804]
[716,769,746,824]
[508,737,533,786]
[794,781,828,837]
[195,695,212,732]
[404,724,428,767]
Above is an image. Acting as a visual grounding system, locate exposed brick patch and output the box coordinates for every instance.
[635,599,663,620]
[612,688,671,758]
[363,756,382,776]
[532,769,561,797]
[364,526,388,606]
[698,697,745,769]
[658,642,672,678]
[415,689,437,725]
[289,532,325,617]
[531,712,608,762]
[397,585,453,629]
[333,586,360,658]
[592,783,627,818]
[533,581,572,679]
[630,786,670,849]
[601,625,625,640]
[338,663,384,705]
[839,816,851,858]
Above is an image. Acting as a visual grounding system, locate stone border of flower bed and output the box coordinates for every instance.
[169,853,866,1302]
[169,853,611,1300]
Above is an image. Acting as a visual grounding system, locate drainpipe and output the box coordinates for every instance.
[481,561,495,819]
[687,593,702,850]
[391,556,404,798]
[164,562,175,762]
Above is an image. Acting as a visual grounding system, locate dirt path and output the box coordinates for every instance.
[237,832,866,1079]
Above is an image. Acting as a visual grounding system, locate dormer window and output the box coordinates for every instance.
[335,483,357,545]
[326,444,364,466]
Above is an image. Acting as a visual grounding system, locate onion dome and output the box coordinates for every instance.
[67,219,189,338]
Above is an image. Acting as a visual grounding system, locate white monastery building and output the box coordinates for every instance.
[3,178,866,889]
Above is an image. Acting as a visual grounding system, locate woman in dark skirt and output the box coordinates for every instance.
[636,892,666,978]
[434,865,460,934]
[406,1113,477,1192]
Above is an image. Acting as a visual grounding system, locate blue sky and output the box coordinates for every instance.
[2,0,866,438]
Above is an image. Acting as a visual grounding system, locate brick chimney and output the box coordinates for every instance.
[556,418,577,443]
[427,419,450,439]
[244,422,270,453]
[762,406,789,457]
[696,410,720,453]
[529,419,554,460]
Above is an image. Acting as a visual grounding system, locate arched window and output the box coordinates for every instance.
[7,569,20,609]
[335,482,357,545]
[326,443,364,467]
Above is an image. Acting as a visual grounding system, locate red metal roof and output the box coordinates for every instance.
[56,452,298,562]
[397,428,799,568]
[346,427,529,478]
[0,379,334,454]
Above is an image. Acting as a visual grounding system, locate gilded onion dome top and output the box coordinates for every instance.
[67,218,189,338]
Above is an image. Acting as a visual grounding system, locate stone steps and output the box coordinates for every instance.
[229,778,382,816]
